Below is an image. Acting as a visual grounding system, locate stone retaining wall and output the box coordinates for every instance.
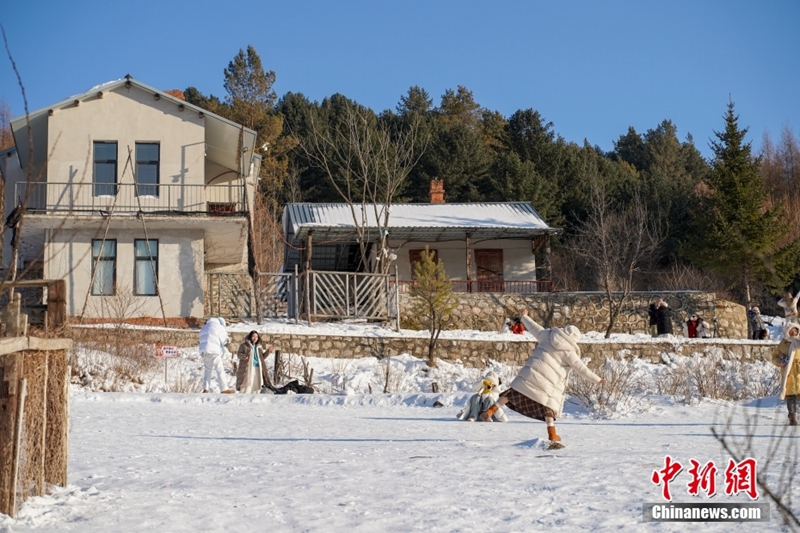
[400,291,747,339]
[72,327,775,368]
[252,334,775,367]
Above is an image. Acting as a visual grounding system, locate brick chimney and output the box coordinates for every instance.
[429,179,445,203]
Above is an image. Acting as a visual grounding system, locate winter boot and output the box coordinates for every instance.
[547,426,561,442]
[480,405,499,422]
[221,389,236,394]
[790,413,798,426]
[202,389,209,393]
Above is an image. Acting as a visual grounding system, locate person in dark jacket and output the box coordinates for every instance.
[747,306,767,340]
[647,297,660,337]
[654,299,673,336]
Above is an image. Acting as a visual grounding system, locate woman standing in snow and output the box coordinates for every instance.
[236,331,273,394]
[772,323,800,426]
[482,310,604,445]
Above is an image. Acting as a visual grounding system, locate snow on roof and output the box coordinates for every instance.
[284,202,557,242]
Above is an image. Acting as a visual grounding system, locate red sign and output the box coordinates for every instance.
[155,345,179,358]
[652,456,759,501]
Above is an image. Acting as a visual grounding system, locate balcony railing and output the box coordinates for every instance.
[396,279,554,294]
[15,181,247,215]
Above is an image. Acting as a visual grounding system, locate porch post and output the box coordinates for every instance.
[465,232,472,293]
[545,235,553,289]
[305,231,313,326]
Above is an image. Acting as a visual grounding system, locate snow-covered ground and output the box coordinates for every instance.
[1,319,793,531]
[1,392,792,532]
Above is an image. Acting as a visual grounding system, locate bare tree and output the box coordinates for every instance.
[712,403,799,530]
[300,105,426,273]
[572,183,663,338]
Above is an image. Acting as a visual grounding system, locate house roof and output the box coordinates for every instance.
[283,202,558,242]
[9,76,257,173]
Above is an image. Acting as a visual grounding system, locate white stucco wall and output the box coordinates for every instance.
[44,228,205,318]
[47,88,205,188]
[389,239,537,281]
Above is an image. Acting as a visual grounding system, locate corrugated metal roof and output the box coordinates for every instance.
[284,202,557,242]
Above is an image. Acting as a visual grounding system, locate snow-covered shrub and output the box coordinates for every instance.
[567,356,650,417]
[655,351,780,403]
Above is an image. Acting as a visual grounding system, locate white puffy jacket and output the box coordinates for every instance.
[199,317,231,356]
[509,315,601,417]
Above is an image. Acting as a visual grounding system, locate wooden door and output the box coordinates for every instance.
[475,249,503,292]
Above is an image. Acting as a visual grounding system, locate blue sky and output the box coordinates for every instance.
[2,1,798,158]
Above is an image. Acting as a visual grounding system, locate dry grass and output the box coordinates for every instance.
[69,327,161,392]
[567,355,650,417]
[655,351,780,403]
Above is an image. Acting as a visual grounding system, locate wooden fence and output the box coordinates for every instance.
[0,337,71,518]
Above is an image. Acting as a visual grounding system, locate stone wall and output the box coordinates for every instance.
[251,334,774,368]
[400,291,747,339]
[73,326,774,369]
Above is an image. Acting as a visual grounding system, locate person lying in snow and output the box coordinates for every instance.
[483,309,605,447]
[457,372,508,422]
[262,379,315,395]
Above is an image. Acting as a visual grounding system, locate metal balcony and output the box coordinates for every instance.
[15,181,247,215]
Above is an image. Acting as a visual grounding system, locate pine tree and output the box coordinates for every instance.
[409,248,457,367]
[691,101,799,301]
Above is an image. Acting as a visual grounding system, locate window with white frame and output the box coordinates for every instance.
[134,239,159,296]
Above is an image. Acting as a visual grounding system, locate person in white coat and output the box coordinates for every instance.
[483,309,604,444]
[778,290,800,322]
[199,317,235,393]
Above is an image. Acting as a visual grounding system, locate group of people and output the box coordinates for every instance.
[195,289,800,447]
[462,309,605,447]
[198,318,314,395]
[198,317,273,394]
[646,297,712,338]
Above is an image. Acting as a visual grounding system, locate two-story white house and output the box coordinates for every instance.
[1,76,259,321]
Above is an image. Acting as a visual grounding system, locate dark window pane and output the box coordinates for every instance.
[91,239,116,295]
[136,143,159,197]
[137,165,158,185]
[95,142,117,161]
[136,143,159,162]
[134,239,158,258]
[94,142,117,197]
[134,239,158,295]
[92,239,116,259]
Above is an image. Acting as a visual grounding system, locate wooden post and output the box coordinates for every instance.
[47,279,67,328]
[305,232,313,327]
[394,265,400,332]
[545,235,552,289]
[9,378,27,518]
[293,265,299,322]
[0,352,21,517]
[465,233,473,293]
[273,350,282,385]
